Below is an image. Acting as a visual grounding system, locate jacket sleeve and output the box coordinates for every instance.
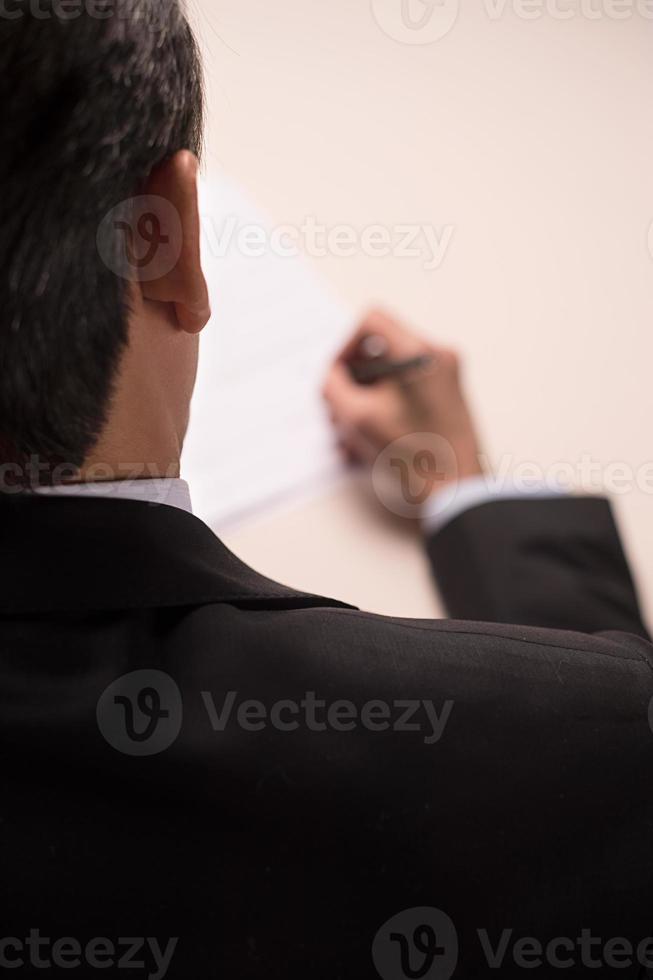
[424,495,650,638]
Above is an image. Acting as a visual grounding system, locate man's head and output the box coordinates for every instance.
[0,0,209,484]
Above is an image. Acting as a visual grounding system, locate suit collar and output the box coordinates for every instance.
[0,494,354,615]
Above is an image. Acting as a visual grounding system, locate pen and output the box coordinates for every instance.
[348,337,436,386]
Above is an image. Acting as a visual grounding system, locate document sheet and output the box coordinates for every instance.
[182,177,355,528]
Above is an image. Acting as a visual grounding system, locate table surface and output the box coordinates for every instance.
[190,0,653,623]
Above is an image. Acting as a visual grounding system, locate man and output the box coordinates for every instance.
[1,2,652,978]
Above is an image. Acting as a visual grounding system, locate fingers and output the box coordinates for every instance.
[323,309,482,489]
[322,360,377,420]
[336,309,432,365]
[323,360,394,463]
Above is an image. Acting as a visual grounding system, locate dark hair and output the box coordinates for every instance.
[0,0,203,479]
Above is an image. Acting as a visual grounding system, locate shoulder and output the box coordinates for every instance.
[175,600,653,693]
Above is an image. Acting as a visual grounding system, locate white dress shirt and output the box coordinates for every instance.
[421,474,567,535]
[35,474,566,537]
[35,479,194,515]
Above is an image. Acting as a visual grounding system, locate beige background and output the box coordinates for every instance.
[187,0,653,623]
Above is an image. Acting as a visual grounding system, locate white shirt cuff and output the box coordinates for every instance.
[421,474,569,537]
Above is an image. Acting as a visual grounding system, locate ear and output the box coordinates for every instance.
[140,150,210,334]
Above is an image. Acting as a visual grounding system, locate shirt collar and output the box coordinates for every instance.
[34,478,193,515]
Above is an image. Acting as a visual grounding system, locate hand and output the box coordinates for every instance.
[323,310,484,506]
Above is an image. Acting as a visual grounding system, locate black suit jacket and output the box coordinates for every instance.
[1,493,652,978]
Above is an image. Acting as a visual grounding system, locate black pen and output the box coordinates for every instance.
[349,352,436,386]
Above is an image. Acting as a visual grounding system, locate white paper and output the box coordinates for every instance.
[182,176,355,529]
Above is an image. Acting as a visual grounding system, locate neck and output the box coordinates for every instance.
[74,304,193,486]
[76,367,184,486]
[79,445,182,485]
